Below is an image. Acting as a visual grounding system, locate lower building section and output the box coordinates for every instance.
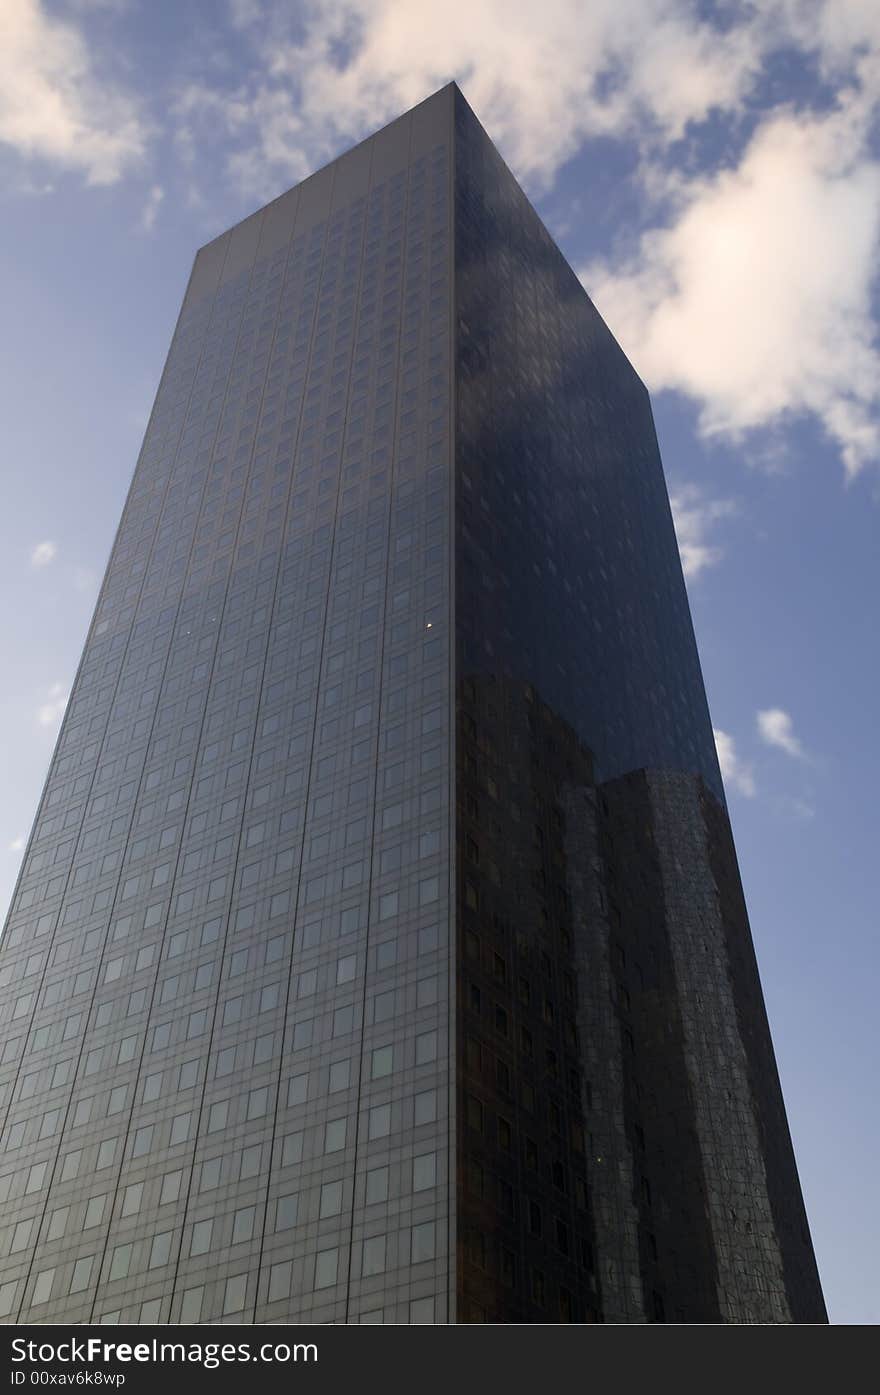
[454,675,826,1323]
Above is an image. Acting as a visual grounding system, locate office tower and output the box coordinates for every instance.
[0,84,825,1326]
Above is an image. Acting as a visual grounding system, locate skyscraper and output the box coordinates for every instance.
[0,84,825,1325]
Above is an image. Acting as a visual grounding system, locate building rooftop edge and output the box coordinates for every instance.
[195,81,460,257]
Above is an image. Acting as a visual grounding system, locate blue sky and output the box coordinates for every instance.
[1,0,877,1323]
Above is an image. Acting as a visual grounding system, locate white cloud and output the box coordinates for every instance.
[139,183,164,232]
[669,485,737,580]
[169,3,880,483]
[5,174,54,196]
[757,707,806,759]
[197,2,880,202]
[228,0,264,25]
[181,0,762,199]
[714,727,756,798]
[0,0,147,185]
[30,540,57,567]
[8,837,25,853]
[584,83,880,478]
[37,682,69,728]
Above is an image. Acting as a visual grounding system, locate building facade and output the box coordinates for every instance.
[0,84,825,1324]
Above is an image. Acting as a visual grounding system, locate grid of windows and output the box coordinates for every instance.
[0,82,824,1327]
[0,89,453,1327]
[451,85,825,1325]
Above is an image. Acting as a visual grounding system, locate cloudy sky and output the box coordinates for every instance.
[1,0,878,1322]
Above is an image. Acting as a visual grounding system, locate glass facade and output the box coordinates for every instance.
[451,88,824,1323]
[0,84,824,1325]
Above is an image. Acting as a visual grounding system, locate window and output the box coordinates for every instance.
[83,1196,105,1230]
[362,1236,386,1277]
[314,1248,338,1290]
[108,1244,132,1282]
[287,1073,308,1106]
[96,1138,117,1169]
[268,1262,291,1303]
[416,1030,437,1065]
[60,1151,81,1183]
[336,954,357,984]
[190,1220,213,1257]
[411,1222,436,1263]
[320,1182,343,1218]
[333,1005,355,1036]
[282,1132,303,1166]
[180,1288,202,1323]
[223,1274,247,1315]
[32,1269,55,1306]
[143,1072,162,1103]
[379,891,398,920]
[413,1153,436,1192]
[169,1112,191,1145]
[47,1207,69,1241]
[199,1157,221,1192]
[324,1118,346,1153]
[419,876,439,905]
[240,1145,261,1180]
[414,1089,436,1125]
[328,1059,350,1093]
[69,1256,93,1295]
[149,1231,173,1269]
[371,1045,393,1079]
[178,1059,199,1090]
[274,1192,298,1230]
[232,1207,255,1244]
[208,1100,229,1133]
[368,1104,391,1140]
[160,1171,182,1206]
[247,1087,269,1120]
[365,1166,388,1204]
[10,1219,32,1253]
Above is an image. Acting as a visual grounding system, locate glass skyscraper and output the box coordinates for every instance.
[0,84,825,1325]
